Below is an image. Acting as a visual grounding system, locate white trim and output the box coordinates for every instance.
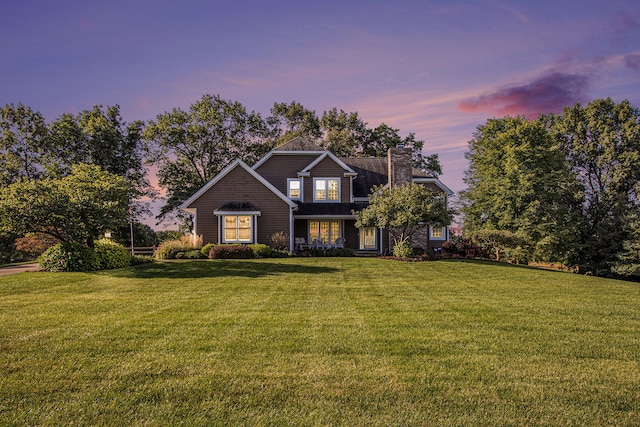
[214,210,262,216]
[287,178,303,201]
[219,214,257,244]
[180,160,297,209]
[412,177,454,195]
[299,152,357,176]
[191,208,198,246]
[251,150,326,170]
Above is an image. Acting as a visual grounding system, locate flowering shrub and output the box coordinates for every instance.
[209,244,254,259]
[39,242,99,272]
[94,239,131,270]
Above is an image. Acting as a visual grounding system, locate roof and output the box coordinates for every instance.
[218,201,260,211]
[179,160,298,211]
[273,136,323,151]
[340,158,387,198]
[295,202,369,217]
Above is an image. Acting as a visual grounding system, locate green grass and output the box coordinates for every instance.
[1,258,639,426]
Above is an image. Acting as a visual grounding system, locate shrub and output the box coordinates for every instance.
[155,240,186,260]
[270,232,289,250]
[94,239,131,270]
[130,255,154,265]
[209,244,254,259]
[392,241,413,258]
[184,250,205,259]
[15,233,60,258]
[155,235,203,260]
[249,243,274,258]
[201,243,216,257]
[39,242,99,272]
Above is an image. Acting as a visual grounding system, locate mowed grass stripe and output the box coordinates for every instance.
[0,258,638,425]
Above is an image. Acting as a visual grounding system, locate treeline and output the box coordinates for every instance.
[460,98,640,279]
[0,94,440,261]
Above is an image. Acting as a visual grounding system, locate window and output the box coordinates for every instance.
[314,178,340,202]
[223,215,253,243]
[431,226,445,240]
[309,220,341,245]
[288,178,301,200]
[359,227,376,250]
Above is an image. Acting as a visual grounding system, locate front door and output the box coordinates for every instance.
[359,227,376,250]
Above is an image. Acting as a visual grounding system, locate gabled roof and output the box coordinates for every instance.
[180,160,297,211]
[273,136,323,151]
[299,152,357,177]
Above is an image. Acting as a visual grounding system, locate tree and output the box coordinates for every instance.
[268,102,443,175]
[320,108,368,157]
[267,101,322,144]
[612,212,640,279]
[47,105,147,190]
[355,183,453,256]
[471,229,526,263]
[0,164,137,247]
[0,103,48,186]
[460,116,582,264]
[144,94,271,222]
[552,98,640,274]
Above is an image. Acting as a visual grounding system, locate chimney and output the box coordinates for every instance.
[388,146,413,188]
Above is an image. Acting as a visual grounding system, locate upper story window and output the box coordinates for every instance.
[314,178,340,202]
[288,178,301,200]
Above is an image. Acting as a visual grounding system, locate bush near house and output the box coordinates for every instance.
[209,245,254,259]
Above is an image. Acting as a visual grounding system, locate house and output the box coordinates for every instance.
[180,137,453,254]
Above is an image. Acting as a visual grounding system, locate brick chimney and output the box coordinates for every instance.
[388,146,413,188]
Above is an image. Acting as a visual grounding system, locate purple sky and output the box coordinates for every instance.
[2,0,639,228]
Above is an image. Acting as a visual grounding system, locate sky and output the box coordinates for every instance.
[2,0,639,228]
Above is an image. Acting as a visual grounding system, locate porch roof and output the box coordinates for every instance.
[294,202,368,218]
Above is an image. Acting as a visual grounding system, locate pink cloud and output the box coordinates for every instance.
[457,72,590,118]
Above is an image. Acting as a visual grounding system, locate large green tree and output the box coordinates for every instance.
[552,98,640,274]
[47,105,147,189]
[0,103,48,186]
[461,116,582,263]
[144,94,271,222]
[0,164,137,247]
[355,183,453,256]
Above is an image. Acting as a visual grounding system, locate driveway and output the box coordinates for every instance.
[0,263,39,276]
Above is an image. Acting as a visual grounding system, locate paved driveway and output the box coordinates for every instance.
[0,263,39,276]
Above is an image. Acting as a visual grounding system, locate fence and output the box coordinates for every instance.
[129,246,156,256]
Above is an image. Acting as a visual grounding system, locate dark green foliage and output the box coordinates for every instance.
[39,242,99,272]
[461,116,581,264]
[441,237,485,258]
[209,245,255,259]
[553,98,640,274]
[175,250,206,260]
[130,255,154,265]
[249,244,275,258]
[94,239,131,270]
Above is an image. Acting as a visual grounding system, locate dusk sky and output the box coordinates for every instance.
[2,0,639,227]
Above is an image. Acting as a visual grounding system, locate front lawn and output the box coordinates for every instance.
[1,258,638,425]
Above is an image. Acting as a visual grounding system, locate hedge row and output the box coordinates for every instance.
[39,240,153,272]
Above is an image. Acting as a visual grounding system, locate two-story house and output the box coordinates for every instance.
[180,137,453,254]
